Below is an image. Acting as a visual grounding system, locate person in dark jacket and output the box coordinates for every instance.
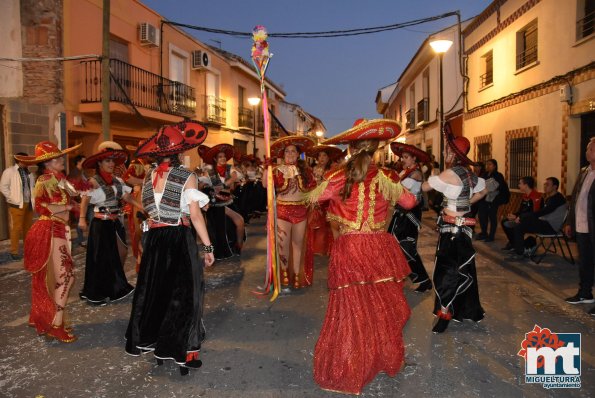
[511,177,566,258]
[564,137,595,315]
[476,159,509,242]
[500,176,542,251]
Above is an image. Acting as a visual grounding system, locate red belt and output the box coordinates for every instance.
[442,214,476,226]
[94,213,120,220]
[148,218,190,229]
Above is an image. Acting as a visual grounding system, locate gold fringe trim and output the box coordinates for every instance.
[376,170,403,205]
[34,174,59,199]
[305,179,329,205]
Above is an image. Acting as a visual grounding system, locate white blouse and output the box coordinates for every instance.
[87,177,132,211]
[153,188,209,214]
[428,174,486,212]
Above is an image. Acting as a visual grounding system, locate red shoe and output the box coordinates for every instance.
[46,324,77,343]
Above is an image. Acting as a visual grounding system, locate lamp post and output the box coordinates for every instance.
[315,130,324,144]
[248,97,261,156]
[429,39,453,170]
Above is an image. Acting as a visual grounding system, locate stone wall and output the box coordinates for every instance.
[20,0,63,104]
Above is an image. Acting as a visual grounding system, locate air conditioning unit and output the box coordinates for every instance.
[139,22,159,47]
[191,50,210,70]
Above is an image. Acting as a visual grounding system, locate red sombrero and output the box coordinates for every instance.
[390,142,430,163]
[306,145,344,162]
[270,136,315,159]
[322,118,401,145]
[136,120,208,158]
[200,143,234,165]
[443,122,476,166]
[239,154,262,165]
[14,141,82,165]
[82,141,129,169]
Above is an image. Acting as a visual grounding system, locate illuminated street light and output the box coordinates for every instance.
[248,97,261,156]
[429,38,453,170]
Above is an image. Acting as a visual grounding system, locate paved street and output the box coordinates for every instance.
[0,214,593,398]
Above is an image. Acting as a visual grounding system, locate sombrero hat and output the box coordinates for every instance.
[322,119,401,145]
[82,141,128,169]
[443,122,476,166]
[200,143,234,165]
[14,141,82,165]
[135,120,208,158]
[306,145,344,162]
[390,142,430,163]
[270,136,315,159]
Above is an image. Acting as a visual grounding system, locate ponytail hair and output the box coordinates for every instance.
[341,140,379,201]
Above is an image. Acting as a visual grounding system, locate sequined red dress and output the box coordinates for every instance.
[272,165,316,286]
[24,172,75,334]
[309,164,416,394]
[308,165,334,256]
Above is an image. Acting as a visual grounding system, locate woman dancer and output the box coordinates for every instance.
[18,141,81,342]
[306,145,343,256]
[200,144,245,256]
[422,123,487,333]
[264,136,316,288]
[126,121,213,375]
[79,141,139,305]
[309,119,416,394]
[388,142,432,292]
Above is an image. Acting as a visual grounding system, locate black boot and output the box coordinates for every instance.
[432,317,450,334]
[414,279,433,293]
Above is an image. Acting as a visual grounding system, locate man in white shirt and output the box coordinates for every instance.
[0,153,36,260]
[564,137,595,316]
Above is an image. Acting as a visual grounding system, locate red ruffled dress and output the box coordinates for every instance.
[308,165,334,256]
[24,172,75,334]
[309,164,416,394]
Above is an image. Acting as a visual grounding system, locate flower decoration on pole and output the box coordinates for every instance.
[251,25,279,301]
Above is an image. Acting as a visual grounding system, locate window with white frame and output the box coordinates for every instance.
[516,19,538,70]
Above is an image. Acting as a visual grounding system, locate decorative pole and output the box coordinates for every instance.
[251,26,280,301]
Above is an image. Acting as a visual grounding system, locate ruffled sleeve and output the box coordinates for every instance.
[183,188,210,208]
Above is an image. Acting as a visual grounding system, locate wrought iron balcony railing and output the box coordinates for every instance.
[238,107,254,129]
[205,95,226,125]
[81,59,196,117]
[516,44,538,70]
[576,9,594,40]
[416,98,429,124]
[480,70,493,87]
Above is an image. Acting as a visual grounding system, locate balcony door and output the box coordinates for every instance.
[109,38,129,102]
[206,72,224,124]
[169,48,189,113]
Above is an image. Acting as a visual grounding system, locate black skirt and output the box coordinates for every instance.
[433,222,485,322]
[387,205,430,283]
[125,225,205,364]
[81,218,133,303]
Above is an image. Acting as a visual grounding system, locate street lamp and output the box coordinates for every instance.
[248,97,261,156]
[429,39,453,170]
[315,130,324,143]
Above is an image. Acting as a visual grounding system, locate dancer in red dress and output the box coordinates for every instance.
[306,145,344,256]
[17,141,82,342]
[308,119,416,394]
[264,136,316,288]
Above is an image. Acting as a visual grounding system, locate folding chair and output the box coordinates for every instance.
[530,207,575,264]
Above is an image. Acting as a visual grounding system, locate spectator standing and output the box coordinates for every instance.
[476,159,509,242]
[0,153,36,260]
[67,155,89,247]
[564,137,595,315]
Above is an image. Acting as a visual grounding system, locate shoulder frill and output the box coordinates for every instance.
[377,167,403,205]
[379,167,401,183]
[34,173,58,198]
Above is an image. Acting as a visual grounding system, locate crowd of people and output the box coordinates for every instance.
[1,119,593,393]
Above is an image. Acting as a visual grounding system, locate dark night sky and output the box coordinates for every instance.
[142,0,492,136]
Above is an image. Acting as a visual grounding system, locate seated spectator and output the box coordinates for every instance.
[510,177,567,258]
[501,176,542,251]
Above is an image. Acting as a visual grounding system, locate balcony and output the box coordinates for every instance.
[416,98,429,124]
[205,95,226,125]
[576,9,594,41]
[480,70,493,88]
[238,107,254,130]
[516,44,538,70]
[80,59,195,118]
[405,109,415,131]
